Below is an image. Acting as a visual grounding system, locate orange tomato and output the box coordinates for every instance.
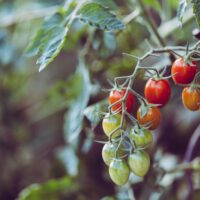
[137,106,161,130]
[182,87,200,111]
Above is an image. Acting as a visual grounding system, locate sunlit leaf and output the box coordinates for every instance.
[78,3,125,31]
[92,0,118,10]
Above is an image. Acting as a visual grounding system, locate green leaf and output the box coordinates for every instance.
[37,26,68,72]
[64,60,91,144]
[140,103,149,118]
[57,147,79,176]
[92,0,118,10]
[78,3,125,31]
[25,2,76,71]
[84,100,107,129]
[17,178,77,200]
[143,0,161,12]
[192,0,200,26]
[176,0,187,23]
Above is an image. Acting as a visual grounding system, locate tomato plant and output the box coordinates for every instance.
[109,89,135,113]
[171,58,198,84]
[182,87,200,111]
[109,158,130,186]
[137,106,161,130]
[102,113,125,138]
[129,127,153,148]
[144,78,171,107]
[128,150,150,177]
[102,142,124,166]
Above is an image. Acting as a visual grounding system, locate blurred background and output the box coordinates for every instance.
[0,0,200,200]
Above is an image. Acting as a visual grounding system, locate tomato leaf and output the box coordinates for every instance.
[192,0,200,27]
[176,0,188,24]
[17,178,77,200]
[78,3,125,31]
[25,2,76,71]
[64,60,91,144]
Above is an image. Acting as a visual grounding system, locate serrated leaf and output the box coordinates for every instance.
[25,2,76,71]
[37,26,68,72]
[17,178,77,200]
[84,100,107,129]
[192,0,200,27]
[25,11,67,57]
[177,0,187,23]
[78,3,125,31]
[64,61,91,145]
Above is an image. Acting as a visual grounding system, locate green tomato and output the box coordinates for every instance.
[102,113,126,138]
[109,158,130,186]
[129,128,153,148]
[128,150,150,177]
[102,142,124,166]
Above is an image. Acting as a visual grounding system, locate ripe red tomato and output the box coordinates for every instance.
[144,78,171,107]
[137,106,161,130]
[171,58,198,84]
[182,87,200,111]
[109,89,135,113]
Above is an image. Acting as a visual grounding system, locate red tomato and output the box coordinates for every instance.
[171,58,198,84]
[109,89,135,113]
[144,78,171,107]
[182,87,200,111]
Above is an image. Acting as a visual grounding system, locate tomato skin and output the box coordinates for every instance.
[109,89,135,113]
[102,142,123,166]
[102,113,126,138]
[182,87,200,111]
[171,58,198,84]
[128,150,150,177]
[137,106,161,130]
[129,128,153,148]
[144,78,171,107]
[109,158,130,186]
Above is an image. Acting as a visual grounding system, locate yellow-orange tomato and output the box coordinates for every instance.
[182,87,200,111]
[137,106,161,130]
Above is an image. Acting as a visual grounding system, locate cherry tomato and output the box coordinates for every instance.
[109,158,130,186]
[102,142,124,166]
[128,150,150,177]
[171,58,198,84]
[182,87,200,111]
[102,113,126,138]
[137,106,161,130]
[144,78,171,107]
[109,89,135,113]
[129,128,153,148]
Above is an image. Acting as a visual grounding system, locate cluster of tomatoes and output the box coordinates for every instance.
[101,57,199,186]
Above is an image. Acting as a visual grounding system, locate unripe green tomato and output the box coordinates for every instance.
[102,113,126,138]
[109,158,130,186]
[128,150,150,177]
[102,142,124,166]
[129,128,153,148]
